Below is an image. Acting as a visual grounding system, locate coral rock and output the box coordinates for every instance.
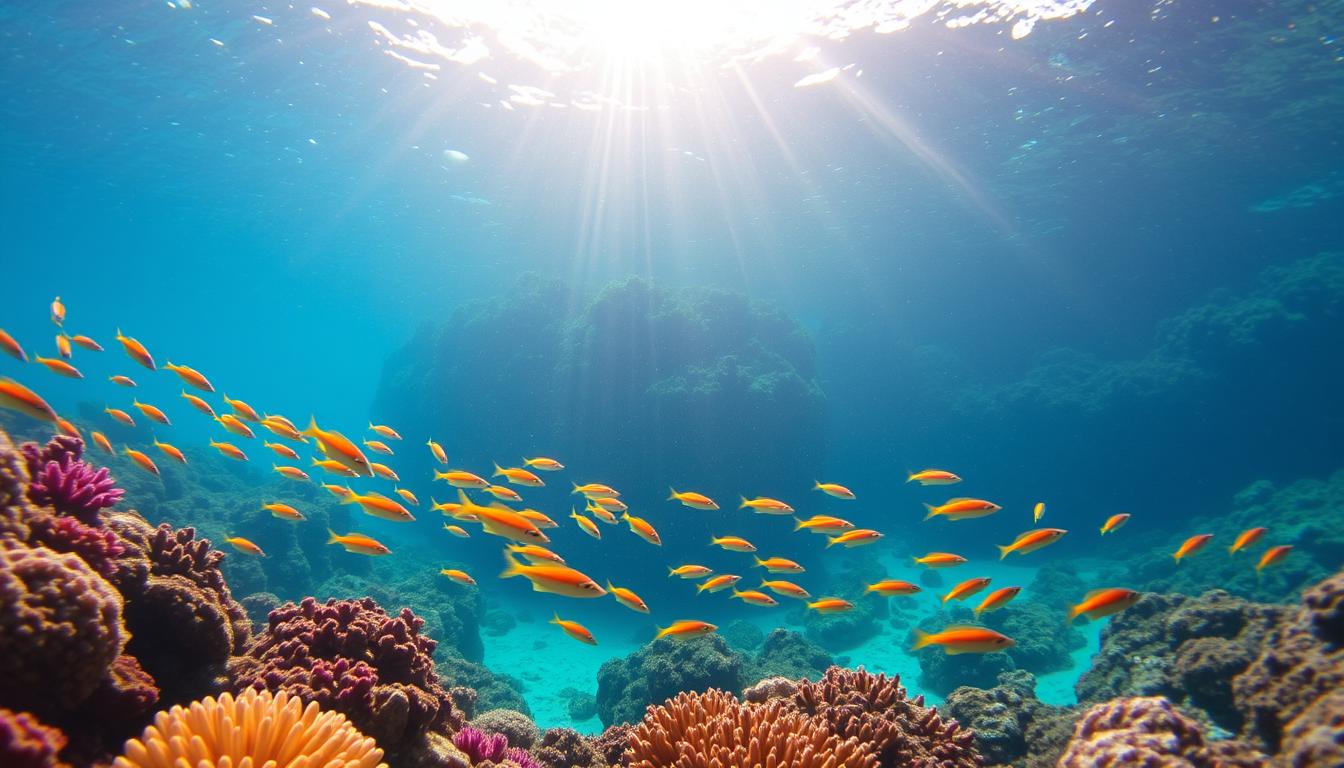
[0,708,69,768]
[533,728,606,768]
[472,709,541,750]
[595,635,743,727]
[1058,696,1268,767]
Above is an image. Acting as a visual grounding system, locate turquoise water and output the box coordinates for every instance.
[3,0,1342,737]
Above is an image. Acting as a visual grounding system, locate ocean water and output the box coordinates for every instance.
[2,0,1342,745]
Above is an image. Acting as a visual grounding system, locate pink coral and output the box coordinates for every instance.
[1058,696,1267,767]
[21,436,122,523]
[0,707,69,768]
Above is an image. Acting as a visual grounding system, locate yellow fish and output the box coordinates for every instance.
[152,438,186,464]
[427,439,448,464]
[109,375,137,388]
[739,496,794,514]
[1100,514,1130,535]
[70,335,103,352]
[439,569,477,586]
[1229,527,1267,555]
[906,469,961,486]
[710,535,756,552]
[311,458,358,478]
[443,524,470,538]
[607,582,650,613]
[180,391,215,417]
[668,488,718,510]
[132,400,170,425]
[1173,534,1214,563]
[434,469,489,488]
[343,491,415,522]
[1067,589,1141,623]
[501,553,606,598]
[125,447,159,476]
[866,580,921,597]
[302,417,373,477]
[273,464,310,482]
[369,423,402,440]
[223,395,261,422]
[371,462,400,482]
[731,589,779,607]
[163,362,214,392]
[323,484,355,499]
[494,464,544,487]
[50,296,65,326]
[655,620,717,640]
[216,414,255,439]
[570,509,602,539]
[923,498,1001,521]
[0,329,28,362]
[622,512,661,545]
[395,488,419,506]
[210,440,247,462]
[508,544,565,564]
[669,564,714,579]
[1033,502,1046,523]
[942,577,992,604]
[913,552,966,568]
[974,587,1022,616]
[55,334,71,359]
[364,439,394,455]
[996,529,1067,560]
[592,497,628,513]
[759,579,811,600]
[115,328,155,370]
[792,515,854,533]
[1256,545,1292,573]
[104,407,135,427]
[226,537,265,556]
[91,431,114,454]
[1,378,59,423]
[327,529,392,556]
[34,355,82,379]
[260,418,305,442]
[550,613,597,645]
[806,598,854,614]
[517,508,558,529]
[753,556,804,573]
[696,574,740,593]
[483,484,522,502]
[573,482,619,498]
[826,529,883,548]
[264,442,300,460]
[523,456,565,471]
[455,490,549,543]
[585,502,617,525]
[813,481,855,500]
[263,503,304,521]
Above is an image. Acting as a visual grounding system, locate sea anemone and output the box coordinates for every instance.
[21,436,123,523]
[112,688,386,768]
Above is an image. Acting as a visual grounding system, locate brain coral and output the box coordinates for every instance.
[113,688,386,768]
[0,540,125,712]
[228,596,462,757]
[625,688,878,768]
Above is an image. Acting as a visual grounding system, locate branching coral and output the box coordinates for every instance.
[112,688,386,768]
[625,688,878,768]
[20,436,122,523]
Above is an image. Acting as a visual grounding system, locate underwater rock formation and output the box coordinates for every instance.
[944,670,1077,768]
[743,628,833,684]
[912,609,1016,694]
[532,728,606,768]
[471,708,541,750]
[595,634,744,728]
[0,707,68,768]
[228,596,463,761]
[439,656,531,717]
[1056,696,1268,767]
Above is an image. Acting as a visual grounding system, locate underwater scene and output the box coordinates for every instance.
[2,0,1342,766]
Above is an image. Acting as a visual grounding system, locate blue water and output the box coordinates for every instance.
[3,0,1341,734]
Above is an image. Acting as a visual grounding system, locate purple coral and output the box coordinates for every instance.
[21,436,122,523]
[453,726,508,763]
[26,515,124,577]
[503,746,542,768]
[0,708,69,768]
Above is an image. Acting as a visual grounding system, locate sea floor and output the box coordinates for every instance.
[485,550,1104,732]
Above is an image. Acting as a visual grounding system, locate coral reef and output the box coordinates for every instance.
[471,708,540,750]
[532,728,605,768]
[112,688,386,768]
[624,688,878,768]
[1233,568,1344,756]
[912,609,1016,695]
[1056,696,1268,767]
[439,655,531,716]
[945,671,1076,768]
[595,635,744,727]
[229,596,463,760]
[591,724,634,767]
[744,628,833,684]
[0,708,69,768]
[20,436,122,523]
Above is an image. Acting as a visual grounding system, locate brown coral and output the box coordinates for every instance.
[1057,696,1268,767]
[625,688,878,768]
[0,707,69,768]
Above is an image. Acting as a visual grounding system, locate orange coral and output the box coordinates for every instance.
[625,688,877,768]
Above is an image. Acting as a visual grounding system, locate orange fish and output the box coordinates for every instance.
[55,334,72,359]
[760,579,811,600]
[304,418,373,478]
[517,508,558,529]
[997,528,1067,560]
[312,458,358,478]
[180,391,215,417]
[264,414,298,431]
[696,574,741,593]
[607,582,650,613]
[34,355,82,379]
[550,613,597,644]
[105,407,135,427]
[125,447,159,476]
[369,423,402,440]
[906,469,961,486]
[260,418,305,442]
[109,375,137,387]
[585,502,617,525]
[439,569,477,586]
[827,529,883,548]
[669,564,714,579]
[223,395,260,422]
[912,626,1015,654]
[1100,514,1130,535]
[570,509,602,539]
[1173,534,1213,563]
[343,491,415,523]
[453,490,549,543]
[943,577,992,604]
[55,418,81,440]
[508,544,565,564]
[50,296,65,326]
[1229,527,1267,555]
[793,515,854,533]
[114,329,155,370]
[731,589,779,607]
[494,464,544,487]
[91,431,114,454]
[655,620,717,640]
[739,496,794,514]
[323,484,355,499]
[443,524,470,538]
[327,529,392,556]
[914,552,966,568]
[225,537,266,556]
[1068,588,1141,623]
[501,553,606,598]
[432,499,463,516]
[209,440,247,461]
[1,378,59,422]
[924,498,1001,521]
[132,400,171,426]
[711,535,756,552]
[1256,544,1292,573]
[364,440,394,455]
[216,414,255,439]
[753,556,804,573]
[592,497,628,513]
[395,488,419,507]
[273,464,310,482]
[153,438,187,464]
[371,462,400,483]
[974,587,1022,616]
[574,482,619,498]
[668,488,718,510]
[483,484,522,502]
[264,441,300,460]
[434,469,489,488]
[813,481,855,499]
[427,439,448,464]
[523,456,565,471]
[163,362,214,392]
[70,335,103,352]
[1033,502,1046,523]
[866,580,922,597]
[263,503,305,521]
[0,329,27,362]
[807,598,855,614]
[622,512,661,545]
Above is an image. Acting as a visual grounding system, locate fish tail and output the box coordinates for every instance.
[654,624,668,639]
[457,488,470,506]
[813,480,822,489]
[1228,544,1240,555]
[826,535,840,548]
[493,462,504,476]
[923,503,938,521]
[338,488,357,504]
[792,516,805,531]
[667,566,677,576]
[326,529,339,544]
[911,629,933,651]
[695,581,708,593]
[667,487,678,500]
[302,415,319,439]
[500,551,524,579]
[1100,525,1107,534]
[739,496,749,509]
[1065,605,1082,625]
[1172,553,1182,563]
[549,612,561,625]
[997,544,1011,561]
[753,557,765,567]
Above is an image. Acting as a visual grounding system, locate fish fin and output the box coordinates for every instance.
[946,497,972,503]
[457,488,471,506]
[550,612,561,625]
[500,551,524,580]
[792,516,806,531]
[923,503,938,521]
[1065,605,1082,625]
[911,629,933,651]
[826,535,840,548]
[339,488,358,503]
[326,529,339,544]
[739,496,750,508]
[997,544,1011,561]
[493,462,504,476]
[667,487,678,500]
[302,415,320,439]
